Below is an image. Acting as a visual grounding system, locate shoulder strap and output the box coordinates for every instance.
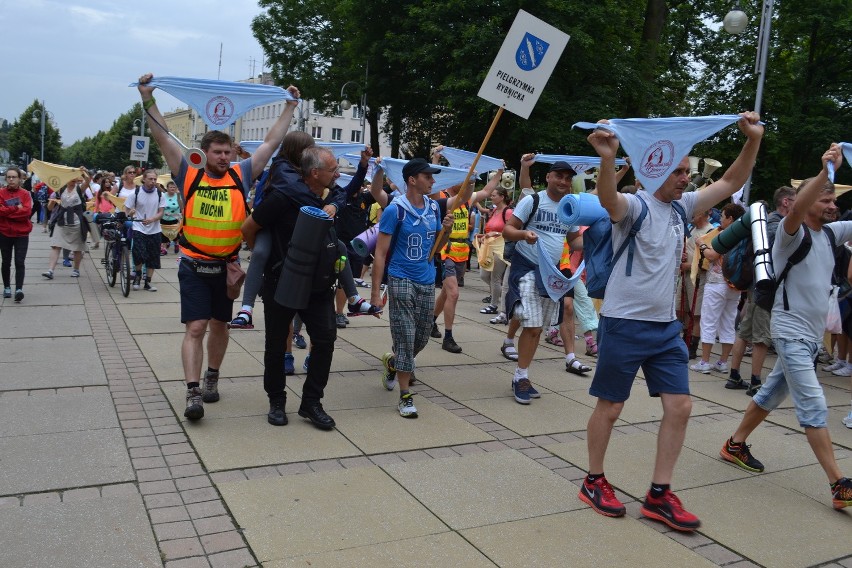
[521,193,540,230]
[501,207,509,224]
[612,197,649,277]
[776,225,813,310]
[671,201,691,238]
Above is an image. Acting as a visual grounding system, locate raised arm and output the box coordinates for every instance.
[137,73,184,174]
[518,153,534,189]
[250,86,301,179]
[369,160,389,208]
[783,143,843,235]
[694,111,764,212]
[586,121,628,222]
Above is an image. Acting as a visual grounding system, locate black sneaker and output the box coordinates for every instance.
[184,387,204,421]
[430,322,441,338]
[298,402,336,430]
[267,398,287,426]
[725,378,749,390]
[442,337,462,353]
[202,370,220,403]
[14,289,23,303]
[745,382,761,397]
[720,437,764,472]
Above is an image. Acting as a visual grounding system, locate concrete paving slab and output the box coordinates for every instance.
[284,374,400,411]
[177,413,361,471]
[462,339,566,365]
[0,281,83,307]
[105,284,181,304]
[418,364,521,401]
[681,477,852,568]
[562,391,720,425]
[123,316,185,334]
[764,462,852,506]
[0,305,91,338]
[383,450,586,530]
[0,428,133,495]
[682,418,829,473]
[265,532,494,568]
[115,302,181,319]
[224,328,266,353]
[429,321,508,344]
[164,380,268,420]
[465,393,597,436]
[331,400,493,455]
[461,509,717,568]
[0,336,106,391]
[545,431,752,497]
[0,493,161,568]
[218,467,447,563]
[135,332,264,382]
[764,406,852,449]
[0,388,118,437]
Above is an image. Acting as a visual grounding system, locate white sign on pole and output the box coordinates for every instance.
[130,136,150,161]
[478,10,570,119]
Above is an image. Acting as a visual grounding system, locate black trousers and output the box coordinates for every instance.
[0,234,28,289]
[262,278,336,405]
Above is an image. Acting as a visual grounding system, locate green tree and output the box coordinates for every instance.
[8,100,62,165]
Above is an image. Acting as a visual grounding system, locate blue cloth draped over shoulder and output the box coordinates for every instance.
[573,115,743,191]
[129,76,297,131]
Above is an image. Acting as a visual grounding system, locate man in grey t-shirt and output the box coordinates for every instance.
[578,113,764,531]
[721,144,852,510]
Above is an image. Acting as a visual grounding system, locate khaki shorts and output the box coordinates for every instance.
[737,297,771,345]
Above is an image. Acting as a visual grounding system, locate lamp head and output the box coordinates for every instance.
[31,115,39,124]
[340,99,352,111]
[723,8,748,34]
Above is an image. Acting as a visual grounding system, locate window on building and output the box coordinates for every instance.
[333,104,344,117]
[331,128,342,142]
[311,126,323,139]
[352,106,364,119]
[350,130,362,143]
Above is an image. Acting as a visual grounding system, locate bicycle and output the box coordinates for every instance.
[95,212,136,297]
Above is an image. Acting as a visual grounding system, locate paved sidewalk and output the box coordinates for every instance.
[1,230,850,567]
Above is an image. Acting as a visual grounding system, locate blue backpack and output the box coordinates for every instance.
[583,198,688,299]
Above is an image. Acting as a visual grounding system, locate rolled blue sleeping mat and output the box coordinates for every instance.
[275,206,333,309]
[557,192,609,226]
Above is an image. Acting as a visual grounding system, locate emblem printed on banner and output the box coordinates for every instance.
[640,140,675,179]
[135,139,146,151]
[49,176,60,188]
[516,33,550,71]
[206,96,235,126]
[547,275,569,292]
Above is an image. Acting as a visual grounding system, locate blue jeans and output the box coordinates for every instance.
[753,337,827,428]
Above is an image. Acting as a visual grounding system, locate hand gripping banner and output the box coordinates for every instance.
[573,115,742,191]
[129,76,297,130]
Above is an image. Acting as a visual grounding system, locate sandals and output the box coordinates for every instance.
[501,343,519,361]
[490,312,508,325]
[544,328,564,347]
[347,298,382,316]
[480,305,498,314]
[228,310,254,329]
[566,358,592,375]
[585,340,598,357]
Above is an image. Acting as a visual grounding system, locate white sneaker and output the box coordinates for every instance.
[822,361,845,372]
[842,412,852,429]
[831,363,852,377]
[713,360,729,373]
[690,361,712,373]
[398,393,418,418]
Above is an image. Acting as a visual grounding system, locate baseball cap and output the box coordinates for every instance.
[402,158,441,181]
[548,161,577,174]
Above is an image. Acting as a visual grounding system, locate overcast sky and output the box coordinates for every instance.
[2,0,270,145]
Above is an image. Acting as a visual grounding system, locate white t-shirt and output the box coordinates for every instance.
[601,190,699,322]
[771,220,852,341]
[511,190,578,265]
[117,186,136,199]
[124,188,166,236]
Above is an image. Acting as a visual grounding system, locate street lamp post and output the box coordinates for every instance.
[724,0,774,205]
[340,65,369,145]
[30,100,53,161]
[133,117,146,167]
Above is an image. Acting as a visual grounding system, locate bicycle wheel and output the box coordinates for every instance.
[119,246,132,297]
[105,243,117,287]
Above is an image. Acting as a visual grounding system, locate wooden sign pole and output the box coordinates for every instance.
[428,106,505,261]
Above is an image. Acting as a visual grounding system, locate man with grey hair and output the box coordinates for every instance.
[242,146,341,430]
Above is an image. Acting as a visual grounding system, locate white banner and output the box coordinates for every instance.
[478,10,570,119]
[130,136,150,162]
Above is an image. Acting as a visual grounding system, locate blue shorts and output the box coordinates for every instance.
[590,316,689,402]
[753,338,827,428]
[178,261,233,324]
